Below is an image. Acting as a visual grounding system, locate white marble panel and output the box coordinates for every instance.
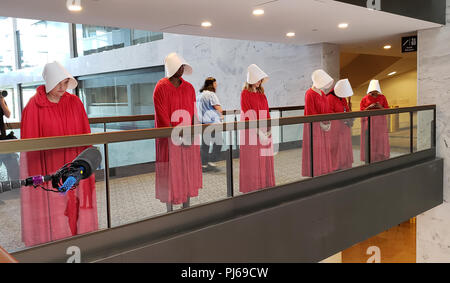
[417,0,450,263]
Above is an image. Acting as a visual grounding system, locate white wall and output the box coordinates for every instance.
[416,0,450,263]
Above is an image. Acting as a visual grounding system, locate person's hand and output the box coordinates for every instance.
[320,121,331,132]
[344,118,354,128]
[258,129,271,145]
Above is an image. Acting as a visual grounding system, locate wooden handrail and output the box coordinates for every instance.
[0,105,436,154]
[5,105,306,130]
[0,246,18,263]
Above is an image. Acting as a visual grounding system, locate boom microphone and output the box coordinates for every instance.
[56,147,102,192]
[0,147,102,194]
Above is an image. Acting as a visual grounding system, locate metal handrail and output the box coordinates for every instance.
[0,105,435,154]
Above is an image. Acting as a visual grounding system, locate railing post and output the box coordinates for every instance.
[310,122,314,177]
[226,129,234,197]
[410,111,414,153]
[433,108,436,148]
[280,110,284,144]
[103,142,112,229]
[102,122,112,228]
[365,117,371,164]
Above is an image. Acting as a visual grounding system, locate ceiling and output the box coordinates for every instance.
[0,0,442,46]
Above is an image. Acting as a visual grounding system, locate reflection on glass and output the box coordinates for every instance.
[0,17,15,74]
[18,146,99,248]
[329,117,354,171]
[16,19,70,69]
[272,110,304,186]
[303,121,333,177]
[0,87,20,123]
[388,113,411,158]
[76,25,163,56]
[21,84,43,110]
[78,67,164,118]
[360,115,390,163]
[417,110,434,151]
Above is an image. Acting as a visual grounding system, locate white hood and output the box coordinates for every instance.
[334,79,354,98]
[42,61,77,93]
[164,52,193,78]
[247,64,268,85]
[312,69,334,89]
[367,79,382,94]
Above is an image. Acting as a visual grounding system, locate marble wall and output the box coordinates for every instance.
[0,33,339,167]
[0,33,339,111]
[416,0,450,263]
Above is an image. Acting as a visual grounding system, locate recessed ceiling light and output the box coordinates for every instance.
[384,45,392,49]
[338,23,349,29]
[201,21,212,28]
[67,0,82,12]
[388,71,397,76]
[253,9,264,16]
[286,32,295,37]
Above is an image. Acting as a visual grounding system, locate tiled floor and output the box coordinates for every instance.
[0,144,408,253]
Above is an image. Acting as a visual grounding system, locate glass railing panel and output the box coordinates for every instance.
[359,114,391,164]
[106,138,159,227]
[237,119,275,195]
[388,112,411,158]
[194,126,230,205]
[416,110,434,151]
[1,144,105,252]
[274,120,304,185]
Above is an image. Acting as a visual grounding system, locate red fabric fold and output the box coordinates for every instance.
[239,89,275,193]
[302,88,333,177]
[360,94,390,162]
[20,85,98,247]
[153,78,202,204]
[327,94,354,171]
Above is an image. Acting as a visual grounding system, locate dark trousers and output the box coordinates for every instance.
[200,130,222,165]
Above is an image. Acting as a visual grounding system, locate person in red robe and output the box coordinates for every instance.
[327,79,354,171]
[153,53,202,211]
[20,61,98,247]
[302,69,334,177]
[239,64,275,193]
[360,80,390,162]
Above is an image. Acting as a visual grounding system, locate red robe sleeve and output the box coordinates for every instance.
[360,96,369,111]
[327,95,337,113]
[304,91,317,115]
[20,100,43,177]
[241,90,256,121]
[20,100,40,139]
[153,82,171,128]
[382,95,389,109]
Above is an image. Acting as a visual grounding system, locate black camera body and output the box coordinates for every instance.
[0,90,7,98]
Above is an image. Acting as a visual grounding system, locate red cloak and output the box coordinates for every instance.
[302,88,333,177]
[239,89,275,193]
[20,85,98,247]
[327,93,354,171]
[153,77,202,204]
[360,94,390,162]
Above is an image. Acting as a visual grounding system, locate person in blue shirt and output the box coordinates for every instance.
[198,77,223,172]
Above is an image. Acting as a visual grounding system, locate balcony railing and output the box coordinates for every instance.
[0,104,436,261]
